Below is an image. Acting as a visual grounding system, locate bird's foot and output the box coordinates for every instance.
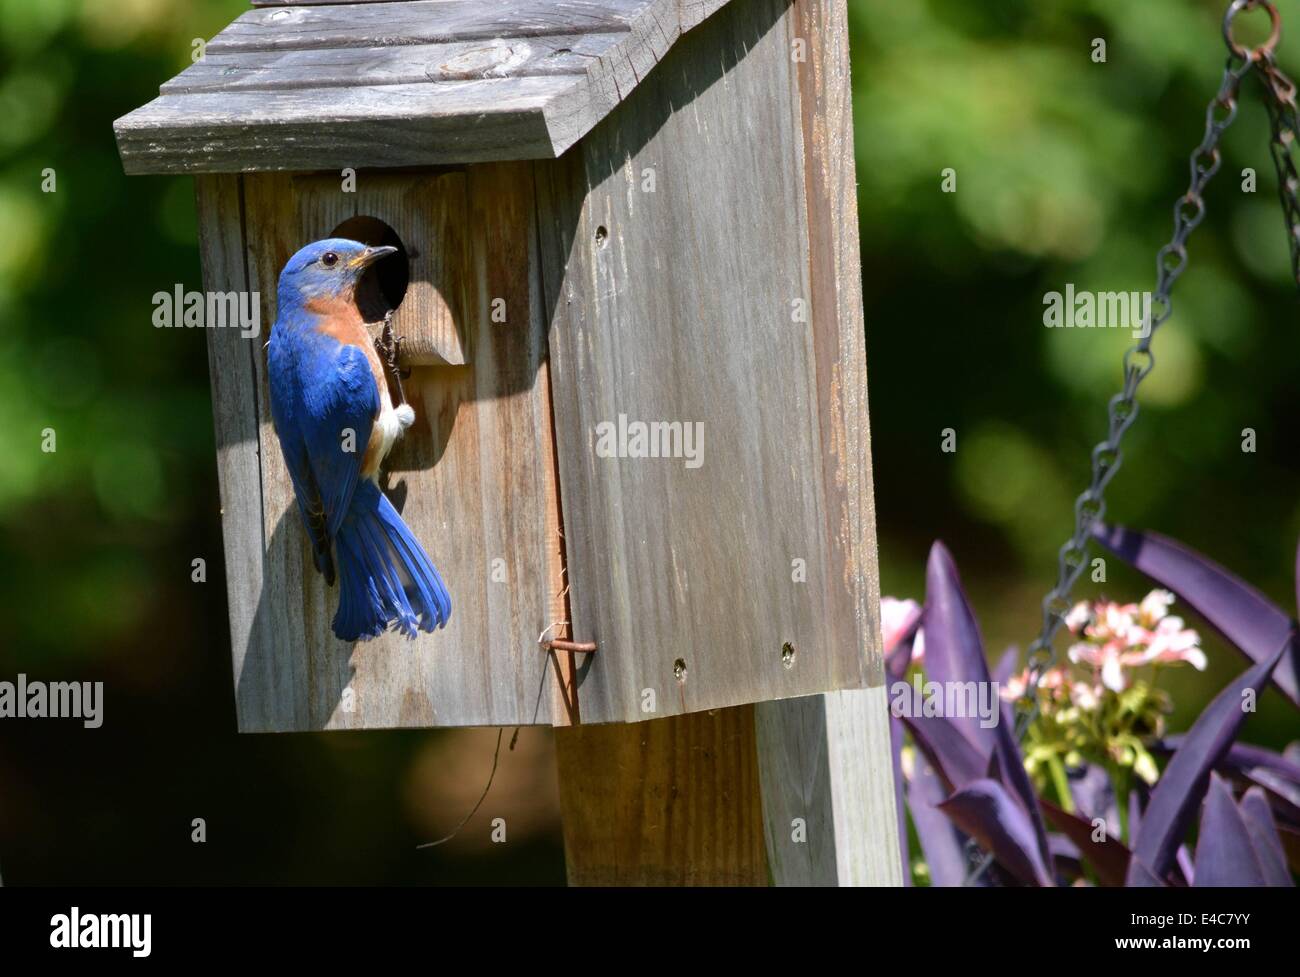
[375,312,411,404]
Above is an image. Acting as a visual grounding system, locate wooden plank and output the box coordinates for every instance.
[234,162,567,730]
[755,690,902,885]
[750,0,899,886]
[164,34,612,94]
[115,76,592,174]
[792,0,884,692]
[213,0,649,54]
[555,706,768,884]
[535,0,871,724]
[114,0,739,173]
[195,173,297,731]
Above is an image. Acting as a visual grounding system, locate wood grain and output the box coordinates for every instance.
[755,689,902,885]
[232,162,568,731]
[113,0,739,173]
[214,0,648,53]
[743,0,899,887]
[194,173,287,728]
[536,0,872,724]
[556,705,768,885]
[163,34,617,93]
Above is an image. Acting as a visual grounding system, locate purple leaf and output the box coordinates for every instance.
[901,713,986,790]
[1278,822,1300,875]
[1094,525,1300,708]
[923,542,1052,869]
[1176,846,1194,886]
[938,779,1054,886]
[1244,768,1300,826]
[1040,798,1130,885]
[990,704,1052,871]
[1128,643,1287,884]
[922,542,997,752]
[1239,786,1295,886]
[1194,773,1266,886]
[1127,858,1167,887]
[1152,737,1300,826]
[908,756,973,887]
[1158,736,1300,784]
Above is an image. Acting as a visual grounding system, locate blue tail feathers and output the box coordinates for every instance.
[332,479,451,642]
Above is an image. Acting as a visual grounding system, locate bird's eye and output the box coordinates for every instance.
[321,252,339,267]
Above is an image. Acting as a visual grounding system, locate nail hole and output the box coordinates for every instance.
[330,215,409,323]
[673,658,687,682]
[781,642,796,669]
[595,225,609,249]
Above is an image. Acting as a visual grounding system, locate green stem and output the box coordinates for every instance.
[1048,753,1074,813]
[1113,764,1131,846]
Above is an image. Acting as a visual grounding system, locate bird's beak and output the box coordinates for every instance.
[353,245,399,269]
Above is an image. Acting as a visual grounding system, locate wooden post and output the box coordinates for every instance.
[556,690,902,885]
[555,0,901,886]
[556,707,769,885]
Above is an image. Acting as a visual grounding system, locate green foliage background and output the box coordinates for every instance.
[0,0,1297,882]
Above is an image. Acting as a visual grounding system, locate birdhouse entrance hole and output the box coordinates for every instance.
[330,215,410,324]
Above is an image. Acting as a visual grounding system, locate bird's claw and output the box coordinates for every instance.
[375,312,410,404]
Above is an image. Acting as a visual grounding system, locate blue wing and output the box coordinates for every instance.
[299,342,378,539]
[270,332,378,550]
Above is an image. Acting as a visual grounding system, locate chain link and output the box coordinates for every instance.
[1257,49,1300,286]
[963,1,1299,886]
[1010,50,1255,745]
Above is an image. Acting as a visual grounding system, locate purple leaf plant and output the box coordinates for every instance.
[886,532,1299,886]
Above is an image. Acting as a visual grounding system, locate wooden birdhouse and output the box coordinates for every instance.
[116,0,898,884]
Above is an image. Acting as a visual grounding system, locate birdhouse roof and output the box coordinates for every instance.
[115,0,733,175]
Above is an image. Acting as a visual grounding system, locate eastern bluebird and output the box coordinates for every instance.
[268,238,451,641]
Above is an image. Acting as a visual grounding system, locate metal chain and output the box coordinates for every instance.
[963,1,1294,887]
[1010,49,1255,744]
[1257,50,1300,286]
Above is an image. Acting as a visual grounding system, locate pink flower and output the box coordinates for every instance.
[1065,591,1204,692]
[1138,589,1175,626]
[1001,665,1068,701]
[881,596,924,662]
[1130,615,1207,671]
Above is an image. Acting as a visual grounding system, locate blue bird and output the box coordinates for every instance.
[268,238,451,641]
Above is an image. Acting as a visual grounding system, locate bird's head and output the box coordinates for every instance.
[278,238,398,304]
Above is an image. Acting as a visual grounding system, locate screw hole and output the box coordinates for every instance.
[673,658,687,682]
[595,225,609,249]
[781,642,796,669]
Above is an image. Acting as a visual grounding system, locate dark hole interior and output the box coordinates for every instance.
[331,215,409,322]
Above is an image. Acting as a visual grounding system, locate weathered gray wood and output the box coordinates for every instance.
[249,0,733,16]
[194,173,290,730]
[232,163,569,731]
[536,0,874,724]
[751,0,897,886]
[214,0,649,53]
[116,76,590,174]
[113,0,739,173]
[756,690,902,885]
[163,34,612,93]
